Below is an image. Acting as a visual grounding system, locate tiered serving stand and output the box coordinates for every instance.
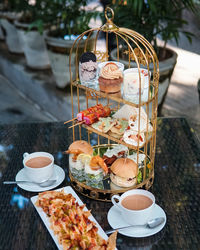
[67,7,159,201]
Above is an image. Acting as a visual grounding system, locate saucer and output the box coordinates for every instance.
[15,165,65,192]
[107,204,166,238]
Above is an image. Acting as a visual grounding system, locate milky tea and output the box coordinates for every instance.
[121,194,153,210]
[111,189,155,225]
[26,156,52,168]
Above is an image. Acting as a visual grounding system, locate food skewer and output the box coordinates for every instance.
[64,117,77,124]
[68,121,84,129]
[65,104,111,127]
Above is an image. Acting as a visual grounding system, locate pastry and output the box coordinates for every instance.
[98,62,123,93]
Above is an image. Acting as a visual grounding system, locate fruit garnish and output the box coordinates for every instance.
[77,154,92,164]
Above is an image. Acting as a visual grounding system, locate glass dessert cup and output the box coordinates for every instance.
[98,78,123,93]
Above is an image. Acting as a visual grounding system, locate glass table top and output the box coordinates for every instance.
[0,118,199,249]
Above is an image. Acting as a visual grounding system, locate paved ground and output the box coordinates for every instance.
[157,8,200,140]
[0,7,199,140]
[0,75,52,123]
[160,44,200,140]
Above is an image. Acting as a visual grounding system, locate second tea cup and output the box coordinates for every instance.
[111,189,155,225]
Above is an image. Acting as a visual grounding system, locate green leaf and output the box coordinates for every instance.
[27,19,44,34]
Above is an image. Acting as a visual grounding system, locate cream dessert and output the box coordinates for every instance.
[98,62,123,93]
[123,69,145,103]
[79,52,97,85]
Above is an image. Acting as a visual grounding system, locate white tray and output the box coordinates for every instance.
[31,186,108,250]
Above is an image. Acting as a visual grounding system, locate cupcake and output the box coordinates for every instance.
[98,62,123,93]
[79,52,97,86]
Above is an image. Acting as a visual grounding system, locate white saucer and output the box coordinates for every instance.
[15,165,65,192]
[107,204,166,238]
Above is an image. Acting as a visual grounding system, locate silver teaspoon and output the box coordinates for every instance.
[106,217,165,234]
[3,179,57,187]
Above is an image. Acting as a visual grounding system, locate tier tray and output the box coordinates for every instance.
[69,144,154,202]
[82,124,152,150]
[72,81,158,108]
[69,172,154,202]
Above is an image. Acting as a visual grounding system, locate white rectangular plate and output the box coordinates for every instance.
[31,186,108,250]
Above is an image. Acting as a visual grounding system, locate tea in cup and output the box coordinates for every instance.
[23,152,54,183]
[111,189,155,225]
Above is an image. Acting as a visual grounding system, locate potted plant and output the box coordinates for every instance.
[0,0,23,53]
[14,0,51,69]
[104,0,196,114]
[44,0,98,88]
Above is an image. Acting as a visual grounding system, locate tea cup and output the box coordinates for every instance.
[111,189,155,225]
[23,152,54,183]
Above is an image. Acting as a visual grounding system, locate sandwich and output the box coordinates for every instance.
[110,158,138,187]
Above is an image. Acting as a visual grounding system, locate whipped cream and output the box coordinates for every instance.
[100,63,122,79]
[80,60,97,81]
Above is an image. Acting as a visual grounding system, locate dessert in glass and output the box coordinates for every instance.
[123,68,145,104]
[79,52,97,87]
[98,62,124,93]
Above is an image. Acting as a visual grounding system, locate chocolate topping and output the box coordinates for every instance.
[80,52,96,63]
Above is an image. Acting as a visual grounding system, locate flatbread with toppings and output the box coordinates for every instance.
[92,117,116,133]
[109,118,128,138]
[36,189,117,249]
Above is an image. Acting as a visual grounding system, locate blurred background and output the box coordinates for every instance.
[0,0,199,140]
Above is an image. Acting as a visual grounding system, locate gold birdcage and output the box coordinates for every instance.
[67,7,159,201]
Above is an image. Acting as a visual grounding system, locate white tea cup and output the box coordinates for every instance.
[111,189,155,225]
[23,152,54,183]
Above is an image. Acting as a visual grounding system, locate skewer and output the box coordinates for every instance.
[68,121,84,129]
[64,117,77,124]
[65,104,111,126]
[106,103,114,107]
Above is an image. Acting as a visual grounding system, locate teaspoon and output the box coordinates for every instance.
[3,179,57,187]
[106,217,165,234]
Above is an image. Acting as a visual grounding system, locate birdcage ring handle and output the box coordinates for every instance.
[105,7,114,22]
